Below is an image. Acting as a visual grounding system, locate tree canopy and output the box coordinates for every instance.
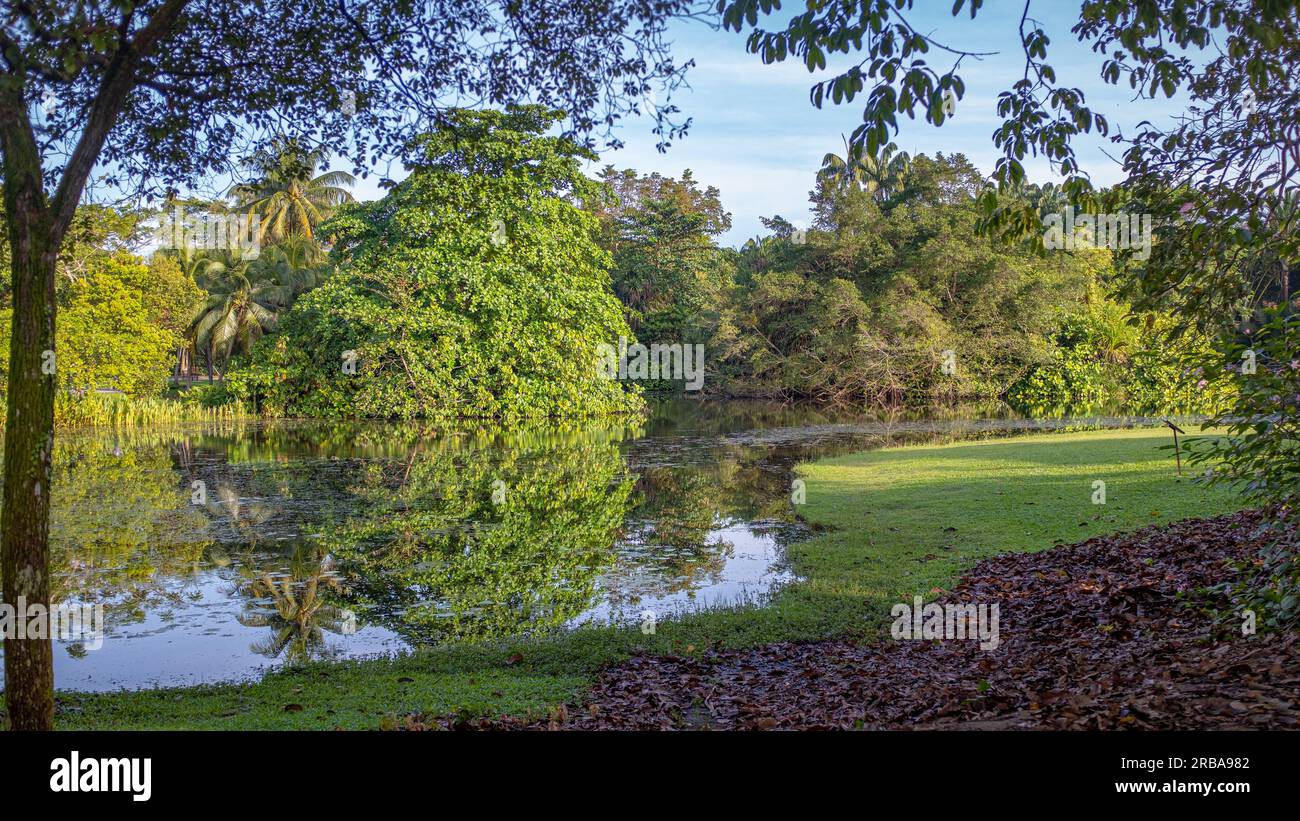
[228,107,643,420]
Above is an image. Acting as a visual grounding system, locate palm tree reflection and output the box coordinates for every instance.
[234,544,353,664]
[207,484,279,539]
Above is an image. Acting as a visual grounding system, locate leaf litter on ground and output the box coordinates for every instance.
[415,511,1297,730]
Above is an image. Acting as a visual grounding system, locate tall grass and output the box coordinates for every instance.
[11,392,254,430]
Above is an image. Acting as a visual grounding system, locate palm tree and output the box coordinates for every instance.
[246,243,326,304]
[231,139,356,244]
[1023,181,1069,219]
[206,483,280,538]
[177,234,332,382]
[268,234,327,270]
[163,251,229,380]
[817,136,862,189]
[187,260,282,381]
[818,136,911,203]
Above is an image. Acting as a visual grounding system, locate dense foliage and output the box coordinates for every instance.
[1,254,201,399]
[1190,310,1300,628]
[601,155,1210,413]
[596,167,732,349]
[5,150,1232,422]
[1008,292,1230,416]
[227,107,643,420]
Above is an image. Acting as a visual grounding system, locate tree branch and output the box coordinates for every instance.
[48,0,190,245]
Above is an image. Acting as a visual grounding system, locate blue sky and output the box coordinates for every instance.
[328,3,1190,248]
[585,3,1188,246]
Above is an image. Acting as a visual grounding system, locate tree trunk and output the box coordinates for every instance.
[1,172,57,732]
[0,0,186,731]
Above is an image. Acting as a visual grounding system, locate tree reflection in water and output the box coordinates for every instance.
[323,428,636,645]
[12,401,1112,688]
[44,433,210,634]
[233,544,353,664]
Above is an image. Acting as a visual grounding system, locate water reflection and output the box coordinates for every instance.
[1,400,1188,690]
[322,429,636,644]
[47,434,211,629]
[233,544,352,664]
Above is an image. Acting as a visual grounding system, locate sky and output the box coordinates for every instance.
[266,3,1194,249]
[581,2,1189,247]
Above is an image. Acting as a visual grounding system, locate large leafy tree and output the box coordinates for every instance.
[126,252,204,340]
[228,106,643,421]
[0,0,697,729]
[715,153,1103,405]
[596,167,731,346]
[0,254,191,398]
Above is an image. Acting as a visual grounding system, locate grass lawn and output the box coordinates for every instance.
[50,426,1246,729]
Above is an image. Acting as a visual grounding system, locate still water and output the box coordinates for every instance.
[1,400,1166,690]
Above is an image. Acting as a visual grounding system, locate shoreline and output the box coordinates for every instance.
[28,426,1247,729]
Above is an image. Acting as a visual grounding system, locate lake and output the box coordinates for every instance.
[0,400,1172,690]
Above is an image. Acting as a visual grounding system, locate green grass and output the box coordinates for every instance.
[787,426,1244,611]
[48,426,1246,729]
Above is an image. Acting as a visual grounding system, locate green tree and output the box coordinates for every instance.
[0,199,154,304]
[596,168,731,349]
[715,153,1101,406]
[1,255,191,398]
[130,253,206,340]
[229,107,643,421]
[188,259,283,382]
[818,137,910,204]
